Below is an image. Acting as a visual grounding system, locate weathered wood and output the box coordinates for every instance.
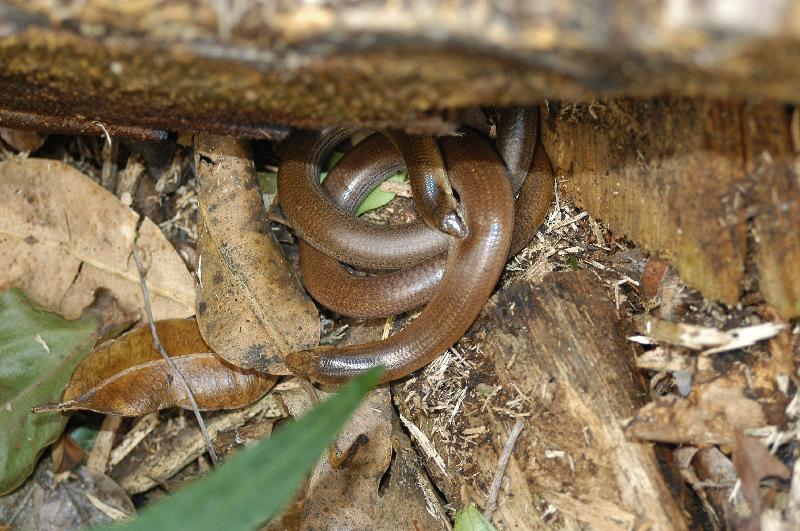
[394,270,690,529]
[541,98,800,317]
[744,104,800,319]
[2,2,800,135]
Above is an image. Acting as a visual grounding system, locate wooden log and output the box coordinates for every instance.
[744,103,800,319]
[394,270,691,529]
[541,98,800,318]
[2,2,800,134]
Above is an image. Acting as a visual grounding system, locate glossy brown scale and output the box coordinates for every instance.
[277,108,554,383]
[296,111,554,319]
[286,133,515,384]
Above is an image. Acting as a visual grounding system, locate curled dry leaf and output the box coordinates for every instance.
[732,431,791,528]
[51,433,86,474]
[0,158,194,320]
[194,134,319,374]
[36,319,277,416]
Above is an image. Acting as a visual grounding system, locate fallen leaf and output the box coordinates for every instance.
[0,158,195,320]
[279,387,393,530]
[640,257,670,303]
[194,134,319,374]
[374,412,451,530]
[213,420,277,458]
[51,433,86,473]
[36,319,277,416]
[626,375,768,445]
[0,460,134,530]
[640,257,686,319]
[732,432,791,528]
[689,446,738,529]
[0,288,100,495]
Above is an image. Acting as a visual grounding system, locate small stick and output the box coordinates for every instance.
[132,240,220,465]
[484,418,525,520]
[86,414,122,474]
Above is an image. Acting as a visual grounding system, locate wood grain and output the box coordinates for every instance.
[395,270,690,529]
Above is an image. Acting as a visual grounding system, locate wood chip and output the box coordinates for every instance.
[399,414,449,477]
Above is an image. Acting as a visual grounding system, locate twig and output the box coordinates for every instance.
[132,240,219,465]
[485,418,526,520]
[87,415,122,474]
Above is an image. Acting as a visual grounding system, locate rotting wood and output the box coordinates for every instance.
[3,2,800,136]
[540,98,800,318]
[394,270,691,529]
[743,103,800,320]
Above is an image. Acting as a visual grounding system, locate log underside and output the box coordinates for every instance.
[1,1,798,317]
[2,1,800,136]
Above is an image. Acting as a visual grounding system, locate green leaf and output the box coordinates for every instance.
[454,503,497,531]
[322,150,346,173]
[568,256,581,271]
[355,172,407,216]
[109,367,383,531]
[0,288,100,494]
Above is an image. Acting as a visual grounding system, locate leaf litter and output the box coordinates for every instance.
[194,134,319,374]
[1,117,799,530]
[0,158,195,320]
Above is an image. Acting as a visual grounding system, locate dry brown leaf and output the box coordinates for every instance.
[374,412,451,530]
[0,460,134,530]
[732,432,791,529]
[626,375,768,445]
[640,257,670,303]
[194,134,319,374]
[51,434,86,474]
[278,387,394,530]
[0,158,194,320]
[36,319,276,416]
[213,420,276,458]
[271,317,448,529]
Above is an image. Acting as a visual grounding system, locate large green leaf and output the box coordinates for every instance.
[111,367,383,531]
[0,288,100,494]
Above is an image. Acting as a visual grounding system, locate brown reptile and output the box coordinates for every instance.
[277,109,553,384]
